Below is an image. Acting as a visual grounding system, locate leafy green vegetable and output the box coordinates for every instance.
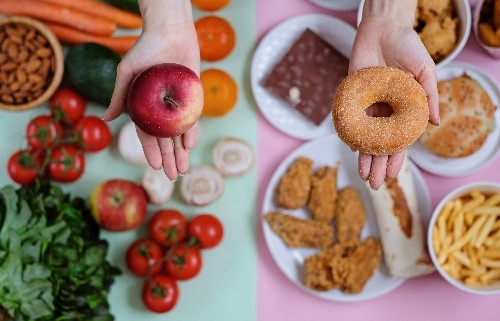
[0,180,121,321]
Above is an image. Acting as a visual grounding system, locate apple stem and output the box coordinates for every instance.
[164,96,180,109]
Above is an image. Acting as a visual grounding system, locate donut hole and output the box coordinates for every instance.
[364,102,394,118]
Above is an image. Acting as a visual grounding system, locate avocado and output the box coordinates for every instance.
[104,0,140,15]
[65,43,121,107]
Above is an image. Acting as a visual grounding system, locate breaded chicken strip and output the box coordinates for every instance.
[330,237,382,294]
[303,244,345,291]
[276,157,313,209]
[264,211,334,248]
[335,186,366,246]
[307,166,338,223]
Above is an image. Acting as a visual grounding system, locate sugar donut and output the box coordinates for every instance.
[332,66,429,155]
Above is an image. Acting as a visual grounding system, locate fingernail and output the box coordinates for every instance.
[101,109,109,121]
[437,116,440,126]
[178,173,184,177]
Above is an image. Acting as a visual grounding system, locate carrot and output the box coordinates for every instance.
[38,0,142,29]
[0,0,117,36]
[44,22,138,54]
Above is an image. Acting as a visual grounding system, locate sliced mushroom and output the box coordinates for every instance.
[141,166,175,205]
[212,137,254,177]
[180,165,224,206]
[118,121,148,166]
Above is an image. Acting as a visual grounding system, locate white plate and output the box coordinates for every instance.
[309,0,362,11]
[251,14,356,140]
[408,62,500,177]
[261,135,432,302]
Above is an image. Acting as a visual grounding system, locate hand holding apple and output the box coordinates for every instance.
[90,179,148,231]
[127,63,204,138]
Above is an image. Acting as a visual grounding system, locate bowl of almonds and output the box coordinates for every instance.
[0,16,64,111]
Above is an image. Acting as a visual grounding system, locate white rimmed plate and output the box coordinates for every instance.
[309,0,362,11]
[408,62,500,177]
[251,14,356,140]
[261,135,432,302]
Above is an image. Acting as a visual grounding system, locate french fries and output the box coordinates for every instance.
[432,190,500,286]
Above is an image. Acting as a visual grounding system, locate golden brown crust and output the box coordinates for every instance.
[303,244,345,291]
[419,74,497,157]
[307,165,338,223]
[335,186,366,246]
[332,66,429,156]
[264,211,334,248]
[276,156,313,209]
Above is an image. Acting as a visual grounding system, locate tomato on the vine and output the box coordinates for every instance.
[164,243,202,281]
[26,115,63,150]
[188,214,224,249]
[74,116,112,152]
[148,209,187,247]
[47,144,85,183]
[7,150,43,185]
[126,239,164,277]
[49,87,86,125]
[142,274,179,313]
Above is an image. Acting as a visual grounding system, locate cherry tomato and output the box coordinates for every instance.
[126,239,164,277]
[148,209,187,247]
[142,274,179,313]
[48,144,85,183]
[164,243,203,281]
[26,115,63,150]
[49,87,86,125]
[74,116,112,152]
[7,150,43,185]
[188,214,224,249]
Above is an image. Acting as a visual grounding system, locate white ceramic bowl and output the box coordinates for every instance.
[473,0,500,58]
[427,182,500,295]
[357,0,471,69]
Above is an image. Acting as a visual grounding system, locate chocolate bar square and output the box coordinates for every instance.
[261,28,349,126]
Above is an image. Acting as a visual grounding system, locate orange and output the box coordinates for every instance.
[200,68,237,118]
[191,0,231,11]
[195,15,235,62]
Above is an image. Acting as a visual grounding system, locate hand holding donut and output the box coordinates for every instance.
[337,0,439,190]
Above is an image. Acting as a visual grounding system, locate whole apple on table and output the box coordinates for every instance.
[127,63,204,138]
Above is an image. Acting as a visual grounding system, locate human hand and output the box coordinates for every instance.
[102,0,200,181]
[348,0,439,189]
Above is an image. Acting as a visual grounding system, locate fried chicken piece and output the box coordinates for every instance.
[330,237,382,294]
[418,0,452,22]
[335,186,366,246]
[264,211,334,248]
[276,157,313,209]
[307,166,338,223]
[418,15,458,61]
[302,244,345,291]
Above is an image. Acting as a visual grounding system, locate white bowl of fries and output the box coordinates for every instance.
[428,182,500,294]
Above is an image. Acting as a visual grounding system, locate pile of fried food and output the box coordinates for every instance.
[432,189,500,286]
[414,0,459,62]
[477,0,500,47]
[264,157,382,294]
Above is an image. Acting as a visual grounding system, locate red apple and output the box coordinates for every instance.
[89,179,148,231]
[127,63,204,138]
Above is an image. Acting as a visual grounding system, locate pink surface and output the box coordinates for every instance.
[256,0,500,320]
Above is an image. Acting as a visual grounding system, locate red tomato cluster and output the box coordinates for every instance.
[125,209,224,313]
[6,87,112,185]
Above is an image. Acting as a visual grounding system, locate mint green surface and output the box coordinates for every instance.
[0,1,257,320]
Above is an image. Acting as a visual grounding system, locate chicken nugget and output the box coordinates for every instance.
[264,211,334,248]
[307,166,338,223]
[329,237,382,294]
[276,157,313,209]
[418,16,458,61]
[303,244,346,291]
[335,186,366,246]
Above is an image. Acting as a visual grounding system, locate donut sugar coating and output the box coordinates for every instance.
[332,66,429,155]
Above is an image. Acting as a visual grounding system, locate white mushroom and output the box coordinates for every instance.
[212,137,254,177]
[118,121,149,166]
[141,166,175,205]
[180,165,224,206]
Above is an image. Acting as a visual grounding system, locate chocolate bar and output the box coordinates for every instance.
[261,28,349,126]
